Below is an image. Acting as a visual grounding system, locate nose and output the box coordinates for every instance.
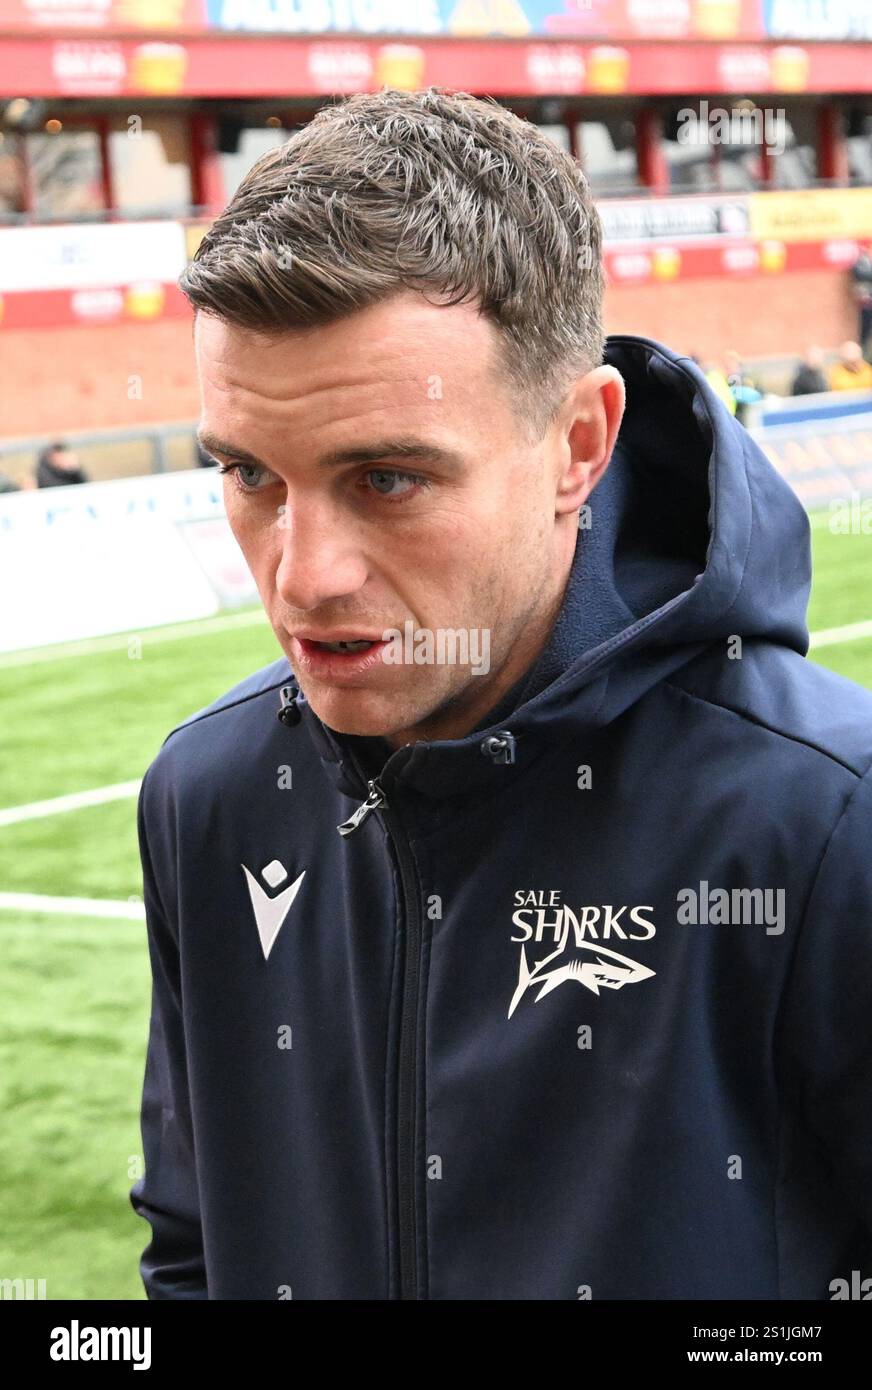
[274,493,369,612]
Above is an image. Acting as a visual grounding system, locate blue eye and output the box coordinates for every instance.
[217,462,276,492]
[366,469,423,497]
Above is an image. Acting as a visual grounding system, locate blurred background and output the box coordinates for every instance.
[1,0,872,1300]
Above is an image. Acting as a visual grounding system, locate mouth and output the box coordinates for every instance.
[291,633,392,683]
[295,632,384,654]
[305,638,377,654]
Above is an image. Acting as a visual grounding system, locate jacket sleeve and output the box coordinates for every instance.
[129,765,208,1299]
[775,766,872,1236]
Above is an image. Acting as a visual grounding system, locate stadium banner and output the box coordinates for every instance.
[0,0,764,40]
[0,0,208,30]
[176,516,260,607]
[0,220,190,331]
[0,221,186,293]
[0,284,191,330]
[2,191,867,333]
[748,188,872,245]
[599,195,751,243]
[751,407,872,510]
[604,234,861,284]
[601,188,868,285]
[762,0,872,41]
[3,35,872,99]
[0,469,257,653]
[0,0,869,40]
[202,0,767,40]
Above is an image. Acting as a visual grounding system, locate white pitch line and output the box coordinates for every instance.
[808,618,872,649]
[0,891,145,920]
[0,606,269,670]
[0,779,142,827]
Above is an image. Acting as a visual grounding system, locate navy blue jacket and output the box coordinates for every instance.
[130,336,872,1300]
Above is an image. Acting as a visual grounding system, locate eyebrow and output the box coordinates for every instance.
[196,432,465,473]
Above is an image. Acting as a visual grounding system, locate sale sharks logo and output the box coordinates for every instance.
[508,890,656,1018]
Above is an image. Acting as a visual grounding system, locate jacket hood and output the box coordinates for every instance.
[297,334,811,800]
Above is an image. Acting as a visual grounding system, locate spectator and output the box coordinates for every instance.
[35,441,90,489]
[828,340,872,392]
[723,348,762,423]
[790,346,828,396]
[703,360,737,415]
[850,241,872,357]
[0,471,21,494]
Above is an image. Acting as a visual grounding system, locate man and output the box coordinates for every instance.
[850,241,872,357]
[702,357,736,415]
[722,348,762,425]
[130,88,872,1300]
[790,345,828,397]
[35,440,89,488]
[828,340,872,393]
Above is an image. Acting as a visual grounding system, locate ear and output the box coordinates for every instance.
[555,365,626,516]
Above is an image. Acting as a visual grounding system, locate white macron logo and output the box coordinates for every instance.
[242,859,306,960]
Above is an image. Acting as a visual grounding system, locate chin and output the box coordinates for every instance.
[304,686,411,740]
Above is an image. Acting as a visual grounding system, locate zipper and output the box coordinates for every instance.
[336,779,387,836]
[337,762,424,1300]
[391,813,422,1300]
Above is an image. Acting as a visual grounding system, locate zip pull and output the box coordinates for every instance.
[480,730,516,765]
[277,681,301,728]
[337,779,388,837]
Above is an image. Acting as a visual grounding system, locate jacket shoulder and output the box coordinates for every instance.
[168,655,293,738]
[141,654,294,791]
[668,641,872,779]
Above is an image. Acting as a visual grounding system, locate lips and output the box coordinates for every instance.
[295,632,384,655]
[312,638,374,653]
[292,633,392,683]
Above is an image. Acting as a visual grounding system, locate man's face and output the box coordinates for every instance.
[195,291,586,746]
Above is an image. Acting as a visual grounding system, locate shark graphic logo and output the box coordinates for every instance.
[508,917,655,1019]
[242,859,306,960]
